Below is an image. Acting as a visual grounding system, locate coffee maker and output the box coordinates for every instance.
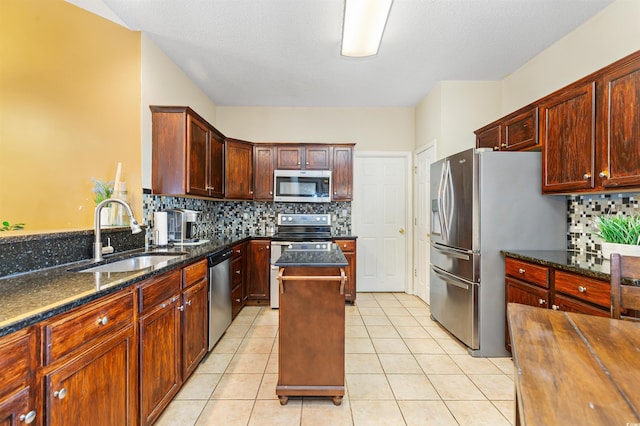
[166,209,200,244]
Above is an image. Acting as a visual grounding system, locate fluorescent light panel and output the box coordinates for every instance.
[341,0,393,57]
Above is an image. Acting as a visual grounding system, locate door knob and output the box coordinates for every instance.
[426,232,431,238]
[399,228,405,234]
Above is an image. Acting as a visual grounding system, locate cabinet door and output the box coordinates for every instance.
[45,325,136,426]
[505,278,549,352]
[186,114,210,196]
[332,146,353,201]
[225,139,254,199]
[305,146,331,170]
[254,145,276,200]
[601,61,640,189]
[335,240,357,304]
[247,241,271,302]
[541,82,596,193]
[139,297,181,426]
[277,146,303,169]
[181,279,208,380]
[502,107,538,151]
[475,125,501,150]
[0,387,31,426]
[208,131,225,198]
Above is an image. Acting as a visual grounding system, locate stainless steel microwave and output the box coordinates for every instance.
[273,170,332,203]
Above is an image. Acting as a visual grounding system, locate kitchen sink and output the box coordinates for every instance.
[76,253,186,273]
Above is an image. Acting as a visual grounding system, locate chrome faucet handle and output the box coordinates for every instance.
[101,237,114,255]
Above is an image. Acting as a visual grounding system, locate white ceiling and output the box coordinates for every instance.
[69,0,613,108]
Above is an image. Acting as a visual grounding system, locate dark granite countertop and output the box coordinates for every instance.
[0,235,252,337]
[275,243,348,267]
[502,250,611,281]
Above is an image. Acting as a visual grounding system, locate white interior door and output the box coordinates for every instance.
[353,153,409,292]
[413,146,435,303]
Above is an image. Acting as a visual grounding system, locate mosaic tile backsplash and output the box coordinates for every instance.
[142,194,352,244]
[568,192,640,255]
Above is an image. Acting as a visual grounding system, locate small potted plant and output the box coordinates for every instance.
[593,213,640,260]
[91,178,114,225]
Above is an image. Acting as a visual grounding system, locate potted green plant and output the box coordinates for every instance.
[592,213,640,259]
[91,178,114,226]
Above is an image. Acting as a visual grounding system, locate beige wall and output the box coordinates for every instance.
[141,35,218,188]
[502,0,640,114]
[215,107,415,152]
[0,0,140,232]
[415,81,501,160]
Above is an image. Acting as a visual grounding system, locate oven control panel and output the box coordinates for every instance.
[277,214,331,226]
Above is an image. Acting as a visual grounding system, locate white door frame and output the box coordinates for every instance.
[352,151,413,293]
[412,143,436,300]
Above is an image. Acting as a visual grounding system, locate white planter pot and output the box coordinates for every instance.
[100,206,112,227]
[601,242,640,261]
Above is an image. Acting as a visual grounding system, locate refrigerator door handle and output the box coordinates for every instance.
[437,161,448,241]
[444,161,455,237]
[432,244,471,261]
[432,267,471,290]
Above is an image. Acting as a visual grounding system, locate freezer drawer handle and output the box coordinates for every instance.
[432,268,470,290]
[433,245,471,261]
[277,268,347,295]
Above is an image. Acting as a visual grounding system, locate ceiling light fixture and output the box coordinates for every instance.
[341,0,393,58]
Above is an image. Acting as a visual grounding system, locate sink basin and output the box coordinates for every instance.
[78,254,185,273]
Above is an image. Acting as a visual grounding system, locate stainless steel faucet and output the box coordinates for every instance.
[94,198,143,261]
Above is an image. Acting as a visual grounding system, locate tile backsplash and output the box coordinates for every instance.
[142,195,352,244]
[567,192,640,255]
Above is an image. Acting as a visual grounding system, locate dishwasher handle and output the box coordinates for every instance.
[207,248,232,267]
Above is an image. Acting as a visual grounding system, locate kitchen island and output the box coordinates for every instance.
[274,243,348,406]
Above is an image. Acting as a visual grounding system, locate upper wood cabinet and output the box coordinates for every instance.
[276,145,331,170]
[600,57,640,189]
[541,81,596,193]
[225,138,254,200]
[474,105,538,151]
[151,106,225,198]
[332,145,354,201]
[253,145,276,200]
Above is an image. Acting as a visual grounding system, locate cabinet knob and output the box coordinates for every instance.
[185,300,192,306]
[343,244,347,248]
[538,298,546,306]
[297,162,301,165]
[599,171,609,178]
[235,298,241,303]
[54,388,67,399]
[178,305,185,312]
[269,191,273,195]
[96,316,108,326]
[578,285,587,293]
[306,162,309,165]
[552,304,560,310]
[493,146,500,151]
[235,270,241,275]
[518,268,525,274]
[501,143,507,148]
[19,410,36,424]
[583,173,591,179]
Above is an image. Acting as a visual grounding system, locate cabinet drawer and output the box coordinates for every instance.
[43,291,134,364]
[183,259,207,289]
[232,257,242,286]
[552,294,610,317]
[231,285,243,318]
[232,244,244,259]
[335,240,355,253]
[138,269,181,314]
[554,270,610,308]
[505,258,549,288]
[0,329,34,391]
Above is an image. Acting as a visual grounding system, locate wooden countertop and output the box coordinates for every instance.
[507,303,640,425]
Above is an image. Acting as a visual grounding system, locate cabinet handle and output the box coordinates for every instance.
[235,249,241,254]
[583,173,591,179]
[599,171,608,178]
[235,298,241,303]
[235,270,241,275]
[185,300,192,306]
[19,410,36,424]
[578,285,587,293]
[493,146,500,151]
[552,304,560,310]
[96,316,109,326]
[518,268,525,274]
[206,186,215,191]
[53,388,67,399]
[501,143,507,148]
[178,305,185,312]
[538,298,546,305]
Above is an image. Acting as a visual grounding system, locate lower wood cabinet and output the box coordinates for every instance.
[334,239,357,304]
[0,387,32,425]
[231,242,247,318]
[0,328,37,425]
[246,240,271,304]
[44,325,136,426]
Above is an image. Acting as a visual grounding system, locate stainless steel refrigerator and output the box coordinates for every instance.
[429,148,566,357]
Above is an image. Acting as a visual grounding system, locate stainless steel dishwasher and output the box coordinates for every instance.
[207,248,232,351]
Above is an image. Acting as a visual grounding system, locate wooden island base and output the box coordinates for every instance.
[276,386,344,406]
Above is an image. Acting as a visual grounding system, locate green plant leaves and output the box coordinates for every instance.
[1,221,25,231]
[593,214,640,245]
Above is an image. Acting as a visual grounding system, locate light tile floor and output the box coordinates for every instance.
[156,292,515,425]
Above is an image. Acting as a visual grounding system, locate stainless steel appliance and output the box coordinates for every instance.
[429,148,566,357]
[273,170,332,203]
[166,208,200,244]
[270,213,333,308]
[207,248,232,351]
